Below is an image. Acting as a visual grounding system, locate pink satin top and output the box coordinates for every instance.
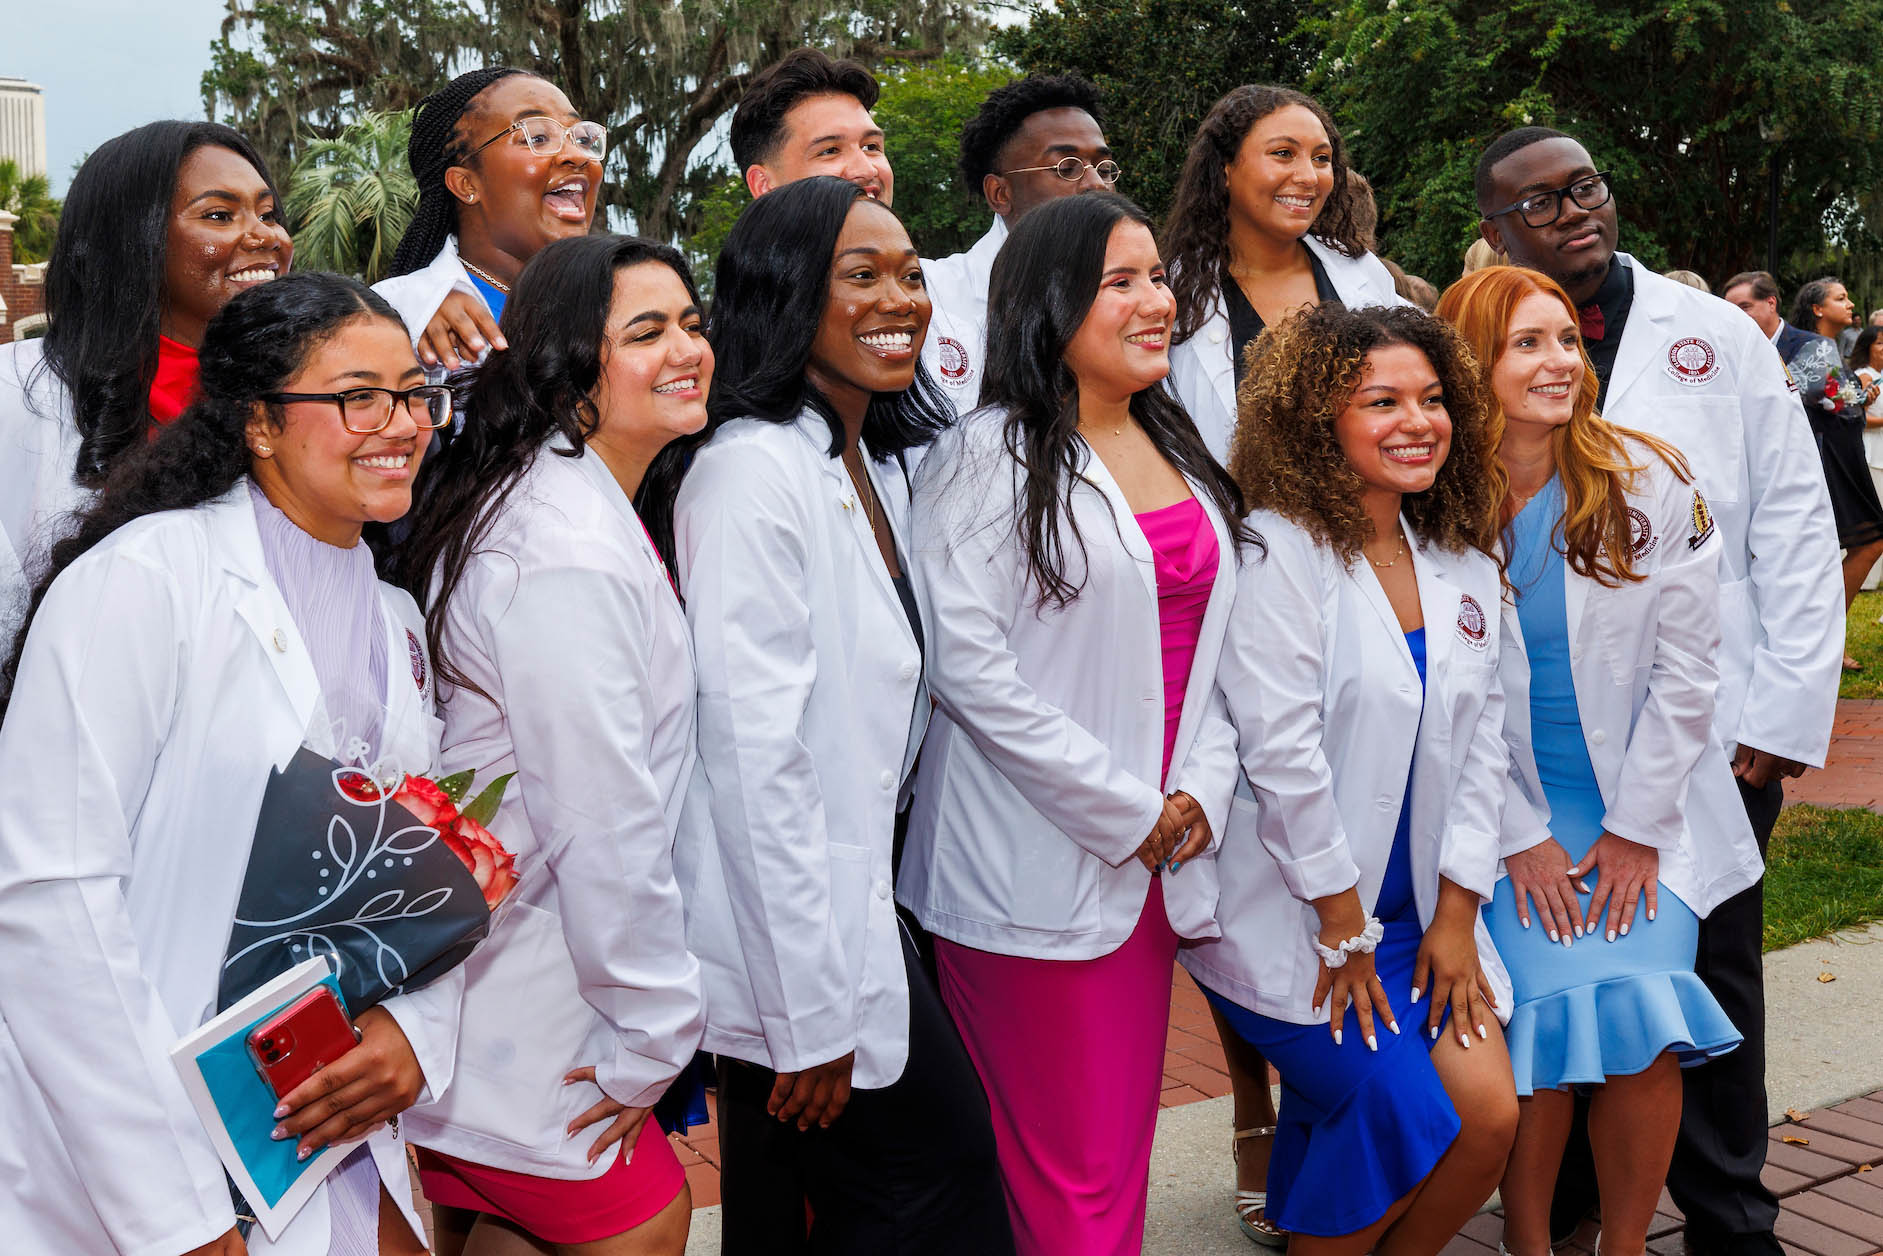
[1135,496,1218,784]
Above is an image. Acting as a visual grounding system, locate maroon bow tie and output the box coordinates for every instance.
[1579,304,1605,341]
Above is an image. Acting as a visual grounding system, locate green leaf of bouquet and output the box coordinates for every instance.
[435,770,475,803]
[460,772,515,826]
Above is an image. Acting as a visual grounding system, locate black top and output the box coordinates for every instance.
[1580,259,1636,406]
[1222,246,1341,386]
[890,565,924,658]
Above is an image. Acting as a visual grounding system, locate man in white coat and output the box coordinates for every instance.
[731,48,894,204]
[1477,126,1845,1256]
[920,74,1117,414]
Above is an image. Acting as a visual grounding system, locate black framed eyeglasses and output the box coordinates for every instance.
[1000,156,1123,185]
[467,115,607,162]
[1484,172,1612,229]
[263,386,455,434]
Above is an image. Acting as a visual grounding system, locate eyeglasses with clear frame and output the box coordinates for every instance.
[999,156,1123,185]
[1484,172,1613,229]
[466,115,608,163]
[262,385,456,434]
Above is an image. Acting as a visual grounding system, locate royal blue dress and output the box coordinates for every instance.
[1201,628,1463,1237]
[1488,477,1740,1095]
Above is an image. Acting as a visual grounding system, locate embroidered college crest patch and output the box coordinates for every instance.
[1456,593,1489,650]
[935,335,973,387]
[1688,490,1716,550]
[407,628,429,697]
[1666,336,1720,385]
[1627,506,1658,560]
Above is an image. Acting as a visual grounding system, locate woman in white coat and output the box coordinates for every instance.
[387,236,708,1254]
[1438,267,1749,1256]
[645,176,1011,1255]
[1162,85,1407,469]
[1182,303,1518,1256]
[902,190,1245,1256]
[0,119,290,637]
[375,67,603,375]
[0,273,455,1256]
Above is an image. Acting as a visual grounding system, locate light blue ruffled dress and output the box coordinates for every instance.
[1488,477,1741,1095]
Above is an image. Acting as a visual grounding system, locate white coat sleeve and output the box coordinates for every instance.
[1729,322,1845,765]
[1215,530,1363,902]
[1437,618,1512,902]
[1602,475,1725,850]
[679,451,857,1074]
[379,967,465,1107]
[485,555,705,1108]
[911,441,1165,867]
[1172,684,1239,854]
[0,547,236,1255]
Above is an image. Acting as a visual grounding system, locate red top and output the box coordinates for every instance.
[148,335,201,425]
[1135,496,1218,784]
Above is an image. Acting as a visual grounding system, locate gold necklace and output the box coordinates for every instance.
[1367,525,1407,569]
[846,462,881,533]
[461,257,512,294]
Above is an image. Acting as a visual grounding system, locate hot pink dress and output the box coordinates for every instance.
[933,496,1218,1256]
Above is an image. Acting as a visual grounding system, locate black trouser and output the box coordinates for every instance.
[1666,776,1784,1254]
[715,926,1014,1256]
[1552,777,1783,1256]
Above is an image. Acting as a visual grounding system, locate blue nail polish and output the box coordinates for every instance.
[1169,859,1182,873]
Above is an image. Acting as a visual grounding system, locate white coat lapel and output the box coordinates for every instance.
[1408,532,1458,683]
[1204,298,1240,426]
[797,415,917,654]
[1162,484,1237,782]
[1075,439,1159,606]
[1601,256,1672,413]
[212,488,324,758]
[1354,557,1416,674]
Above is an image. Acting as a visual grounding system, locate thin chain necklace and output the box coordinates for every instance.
[846,460,882,535]
[461,256,512,294]
[1367,524,1407,569]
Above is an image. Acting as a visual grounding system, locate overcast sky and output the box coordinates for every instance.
[10,0,229,194]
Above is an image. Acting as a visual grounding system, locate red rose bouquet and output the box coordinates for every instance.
[346,771,520,910]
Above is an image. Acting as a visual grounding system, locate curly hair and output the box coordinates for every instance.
[1229,304,1500,565]
[1163,85,1370,344]
[1790,276,1844,335]
[957,73,1104,194]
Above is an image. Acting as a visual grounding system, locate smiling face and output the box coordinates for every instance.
[160,144,292,347]
[247,315,432,547]
[1224,105,1335,247]
[1478,137,1617,303]
[804,200,928,416]
[990,107,1112,222]
[1491,290,1585,440]
[1334,343,1452,516]
[749,92,894,205]
[447,76,601,276]
[588,260,712,486]
[1813,281,1857,334]
[1061,219,1177,403]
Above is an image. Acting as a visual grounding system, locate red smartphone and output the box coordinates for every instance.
[246,986,361,1101]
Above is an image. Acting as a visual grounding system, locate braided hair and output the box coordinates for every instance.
[387,67,527,277]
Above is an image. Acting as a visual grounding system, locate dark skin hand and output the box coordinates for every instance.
[562,1065,651,1166]
[769,1050,856,1131]
[1732,744,1807,791]
[1410,878,1499,1048]
[271,1006,423,1160]
[416,287,507,371]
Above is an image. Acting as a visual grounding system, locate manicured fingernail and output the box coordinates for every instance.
[1388,1020,1401,1035]
[1647,908,1656,921]
[470,336,486,351]
[273,1103,289,1119]
[1460,1033,1473,1049]
[271,1125,287,1141]
[1169,859,1182,873]
[1334,1029,1343,1046]
[297,1146,311,1161]
[1410,987,1422,1004]
[1367,1035,1378,1052]
[1561,935,1572,948]
[1620,922,1630,936]
[1548,929,1559,942]
[1431,1025,1441,1039]
[1607,928,1617,942]
[1565,865,1579,876]
[494,335,508,349]
[1574,924,1584,937]
[1477,1023,1488,1040]
[1521,917,1531,929]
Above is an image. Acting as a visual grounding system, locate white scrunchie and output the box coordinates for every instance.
[1312,917,1385,969]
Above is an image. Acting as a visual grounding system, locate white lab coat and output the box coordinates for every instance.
[373,234,491,377]
[1179,511,1515,1024]
[0,338,85,640]
[1600,254,1843,767]
[919,216,1008,415]
[672,411,927,1091]
[1497,450,1762,917]
[1168,236,1410,462]
[899,408,1239,959]
[400,444,705,1176]
[0,486,458,1256]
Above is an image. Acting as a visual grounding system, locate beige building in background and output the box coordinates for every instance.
[0,78,47,178]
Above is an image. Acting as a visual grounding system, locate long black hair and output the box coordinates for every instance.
[2,273,402,715]
[32,120,278,488]
[387,67,528,278]
[387,233,701,697]
[981,191,1251,609]
[1852,323,1883,373]
[638,175,952,565]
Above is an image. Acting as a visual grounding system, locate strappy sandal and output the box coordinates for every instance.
[1233,1125,1289,1248]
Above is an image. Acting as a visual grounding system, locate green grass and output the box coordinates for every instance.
[1764,804,1883,950]
[1842,591,1883,700]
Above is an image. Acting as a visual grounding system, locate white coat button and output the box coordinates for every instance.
[1376,796,1393,811]
[272,628,287,653]
[880,770,896,790]
[1590,729,1607,745]
[875,881,891,901]
[900,661,918,681]
[1209,328,1225,344]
